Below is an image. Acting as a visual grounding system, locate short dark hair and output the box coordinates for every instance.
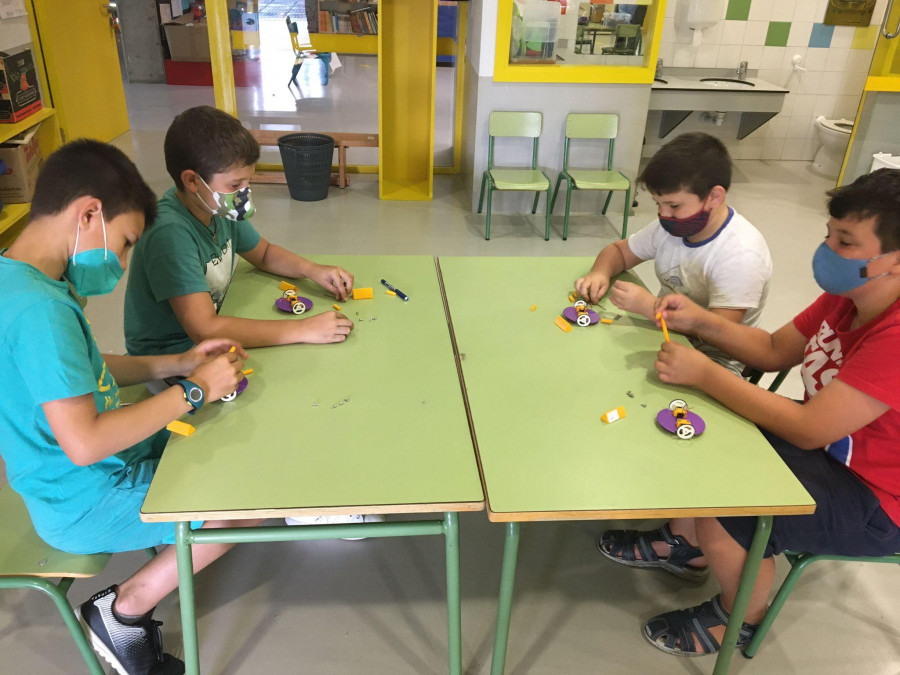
[827,168,900,252]
[638,132,732,198]
[164,106,260,189]
[30,139,157,227]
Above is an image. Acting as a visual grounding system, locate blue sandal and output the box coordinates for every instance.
[643,594,758,656]
[598,523,709,581]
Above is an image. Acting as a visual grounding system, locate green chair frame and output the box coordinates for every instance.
[745,367,791,393]
[743,551,900,658]
[0,486,156,674]
[478,111,553,241]
[550,113,631,241]
[601,23,642,55]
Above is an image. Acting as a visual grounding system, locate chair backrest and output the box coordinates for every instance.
[487,112,543,170]
[616,23,641,38]
[562,113,619,171]
[613,23,641,54]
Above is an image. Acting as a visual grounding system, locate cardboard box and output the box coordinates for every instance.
[0,125,41,203]
[0,47,42,124]
[163,15,211,62]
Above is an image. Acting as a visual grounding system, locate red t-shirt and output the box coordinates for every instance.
[793,293,900,526]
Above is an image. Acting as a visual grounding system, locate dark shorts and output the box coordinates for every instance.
[718,428,900,558]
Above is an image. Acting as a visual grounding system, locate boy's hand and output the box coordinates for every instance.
[188,350,245,401]
[297,311,354,344]
[178,338,247,375]
[609,280,654,316]
[655,341,712,387]
[654,294,707,334]
[309,264,354,301]
[574,271,610,304]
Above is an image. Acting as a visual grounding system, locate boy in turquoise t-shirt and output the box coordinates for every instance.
[0,140,262,674]
[125,105,354,357]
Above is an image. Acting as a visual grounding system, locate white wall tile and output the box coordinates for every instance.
[793,0,819,23]
[662,20,677,44]
[666,0,676,18]
[840,72,865,98]
[782,47,807,70]
[787,115,813,138]
[744,20,769,45]
[716,44,743,68]
[788,22,813,47]
[695,43,720,67]
[834,95,861,119]
[792,94,817,118]
[815,0,830,22]
[814,93,838,117]
[703,21,724,45]
[830,25,855,49]
[798,70,824,94]
[781,92,797,114]
[762,136,785,159]
[804,137,820,160]
[819,74,843,95]
[749,0,776,21]
[657,42,675,65]
[873,0,888,25]
[739,44,764,69]
[782,137,807,159]
[758,67,783,85]
[771,0,798,21]
[720,20,746,45]
[761,46,786,69]
[768,114,789,138]
[824,48,849,71]
[673,43,695,67]
[846,49,873,72]
[803,47,829,71]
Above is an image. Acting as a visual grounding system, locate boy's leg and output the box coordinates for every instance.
[598,517,708,571]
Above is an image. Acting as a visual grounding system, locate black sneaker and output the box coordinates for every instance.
[77,585,185,675]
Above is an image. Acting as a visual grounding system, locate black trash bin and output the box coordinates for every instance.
[278,133,335,202]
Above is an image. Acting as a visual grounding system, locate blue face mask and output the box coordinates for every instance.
[64,212,123,296]
[812,241,893,295]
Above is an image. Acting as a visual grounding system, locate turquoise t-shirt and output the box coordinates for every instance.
[0,251,168,549]
[124,187,261,356]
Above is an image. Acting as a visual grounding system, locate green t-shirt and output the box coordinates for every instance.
[0,251,168,549]
[124,188,261,356]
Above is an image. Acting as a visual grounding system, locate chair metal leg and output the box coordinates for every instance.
[563,182,574,241]
[485,186,493,240]
[531,192,540,215]
[602,190,613,214]
[478,173,487,214]
[621,187,631,239]
[544,189,551,241]
[550,174,563,213]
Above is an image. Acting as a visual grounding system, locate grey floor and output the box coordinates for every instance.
[2,80,900,674]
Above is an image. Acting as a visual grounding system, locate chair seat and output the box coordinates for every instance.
[0,486,109,578]
[489,169,550,191]
[567,169,630,190]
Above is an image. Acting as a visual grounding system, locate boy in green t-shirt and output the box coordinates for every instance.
[125,105,354,358]
[0,139,263,673]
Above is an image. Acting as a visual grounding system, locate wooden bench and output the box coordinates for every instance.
[249,130,378,189]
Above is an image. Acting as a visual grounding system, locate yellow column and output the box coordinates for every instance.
[208,0,237,116]
[379,0,438,200]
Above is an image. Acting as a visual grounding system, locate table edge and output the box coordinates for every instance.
[485,503,817,523]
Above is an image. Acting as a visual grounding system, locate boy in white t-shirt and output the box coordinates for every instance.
[574,132,772,375]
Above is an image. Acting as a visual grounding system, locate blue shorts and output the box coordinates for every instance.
[718,428,900,558]
[37,482,203,555]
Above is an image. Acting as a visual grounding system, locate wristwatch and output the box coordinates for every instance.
[176,379,205,415]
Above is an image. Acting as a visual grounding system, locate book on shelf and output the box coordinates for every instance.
[312,0,377,35]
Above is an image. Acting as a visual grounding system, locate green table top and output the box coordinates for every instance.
[439,257,815,522]
[141,256,484,522]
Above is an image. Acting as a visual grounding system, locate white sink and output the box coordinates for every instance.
[699,78,756,89]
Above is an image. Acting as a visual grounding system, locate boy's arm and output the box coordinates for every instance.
[102,338,242,386]
[240,237,353,300]
[575,240,645,304]
[655,342,888,449]
[169,293,353,347]
[43,350,245,466]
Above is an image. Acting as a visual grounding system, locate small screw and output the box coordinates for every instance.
[331,404,338,409]
[626,391,634,398]
[39,558,47,566]
[371,317,377,321]
[640,403,647,408]
[312,402,319,408]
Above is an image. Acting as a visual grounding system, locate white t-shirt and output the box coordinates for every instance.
[627,207,772,374]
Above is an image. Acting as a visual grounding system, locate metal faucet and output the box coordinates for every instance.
[736,60,748,80]
[656,58,663,79]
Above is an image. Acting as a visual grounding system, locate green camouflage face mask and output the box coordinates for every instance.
[197,176,256,221]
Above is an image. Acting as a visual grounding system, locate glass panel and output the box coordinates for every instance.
[508,0,654,67]
[842,91,900,183]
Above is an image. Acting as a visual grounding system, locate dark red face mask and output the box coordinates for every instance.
[658,207,710,238]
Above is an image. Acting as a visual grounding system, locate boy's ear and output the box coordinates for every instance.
[706,185,727,208]
[181,169,202,194]
[73,196,104,231]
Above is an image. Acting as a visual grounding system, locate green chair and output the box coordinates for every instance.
[574,25,592,54]
[743,551,900,658]
[601,23,642,55]
[478,111,553,241]
[745,367,791,392]
[0,485,156,673]
[550,113,631,240]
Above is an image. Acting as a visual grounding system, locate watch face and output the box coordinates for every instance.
[188,387,203,404]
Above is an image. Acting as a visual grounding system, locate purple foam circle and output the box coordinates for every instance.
[562,306,600,325]
[275,296,313,314]
[656,408,706,436]
[236,376,249,396]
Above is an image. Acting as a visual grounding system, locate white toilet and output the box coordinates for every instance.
[812,116,853,178]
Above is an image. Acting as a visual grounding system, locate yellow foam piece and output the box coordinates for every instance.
[568,294,575,303]
[229,345,236,353]
[554,315,572,333]
[242,368,254,375]
[279,280,298,292]
[166,420,196,437]
[600,318,614,325]
[386,289,397,296]
[601,406,626,424]
[530,304,537,312]
[333,304,342,311]
[352,287,374,299]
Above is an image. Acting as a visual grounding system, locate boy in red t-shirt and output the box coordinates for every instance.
[602,169,900,656]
